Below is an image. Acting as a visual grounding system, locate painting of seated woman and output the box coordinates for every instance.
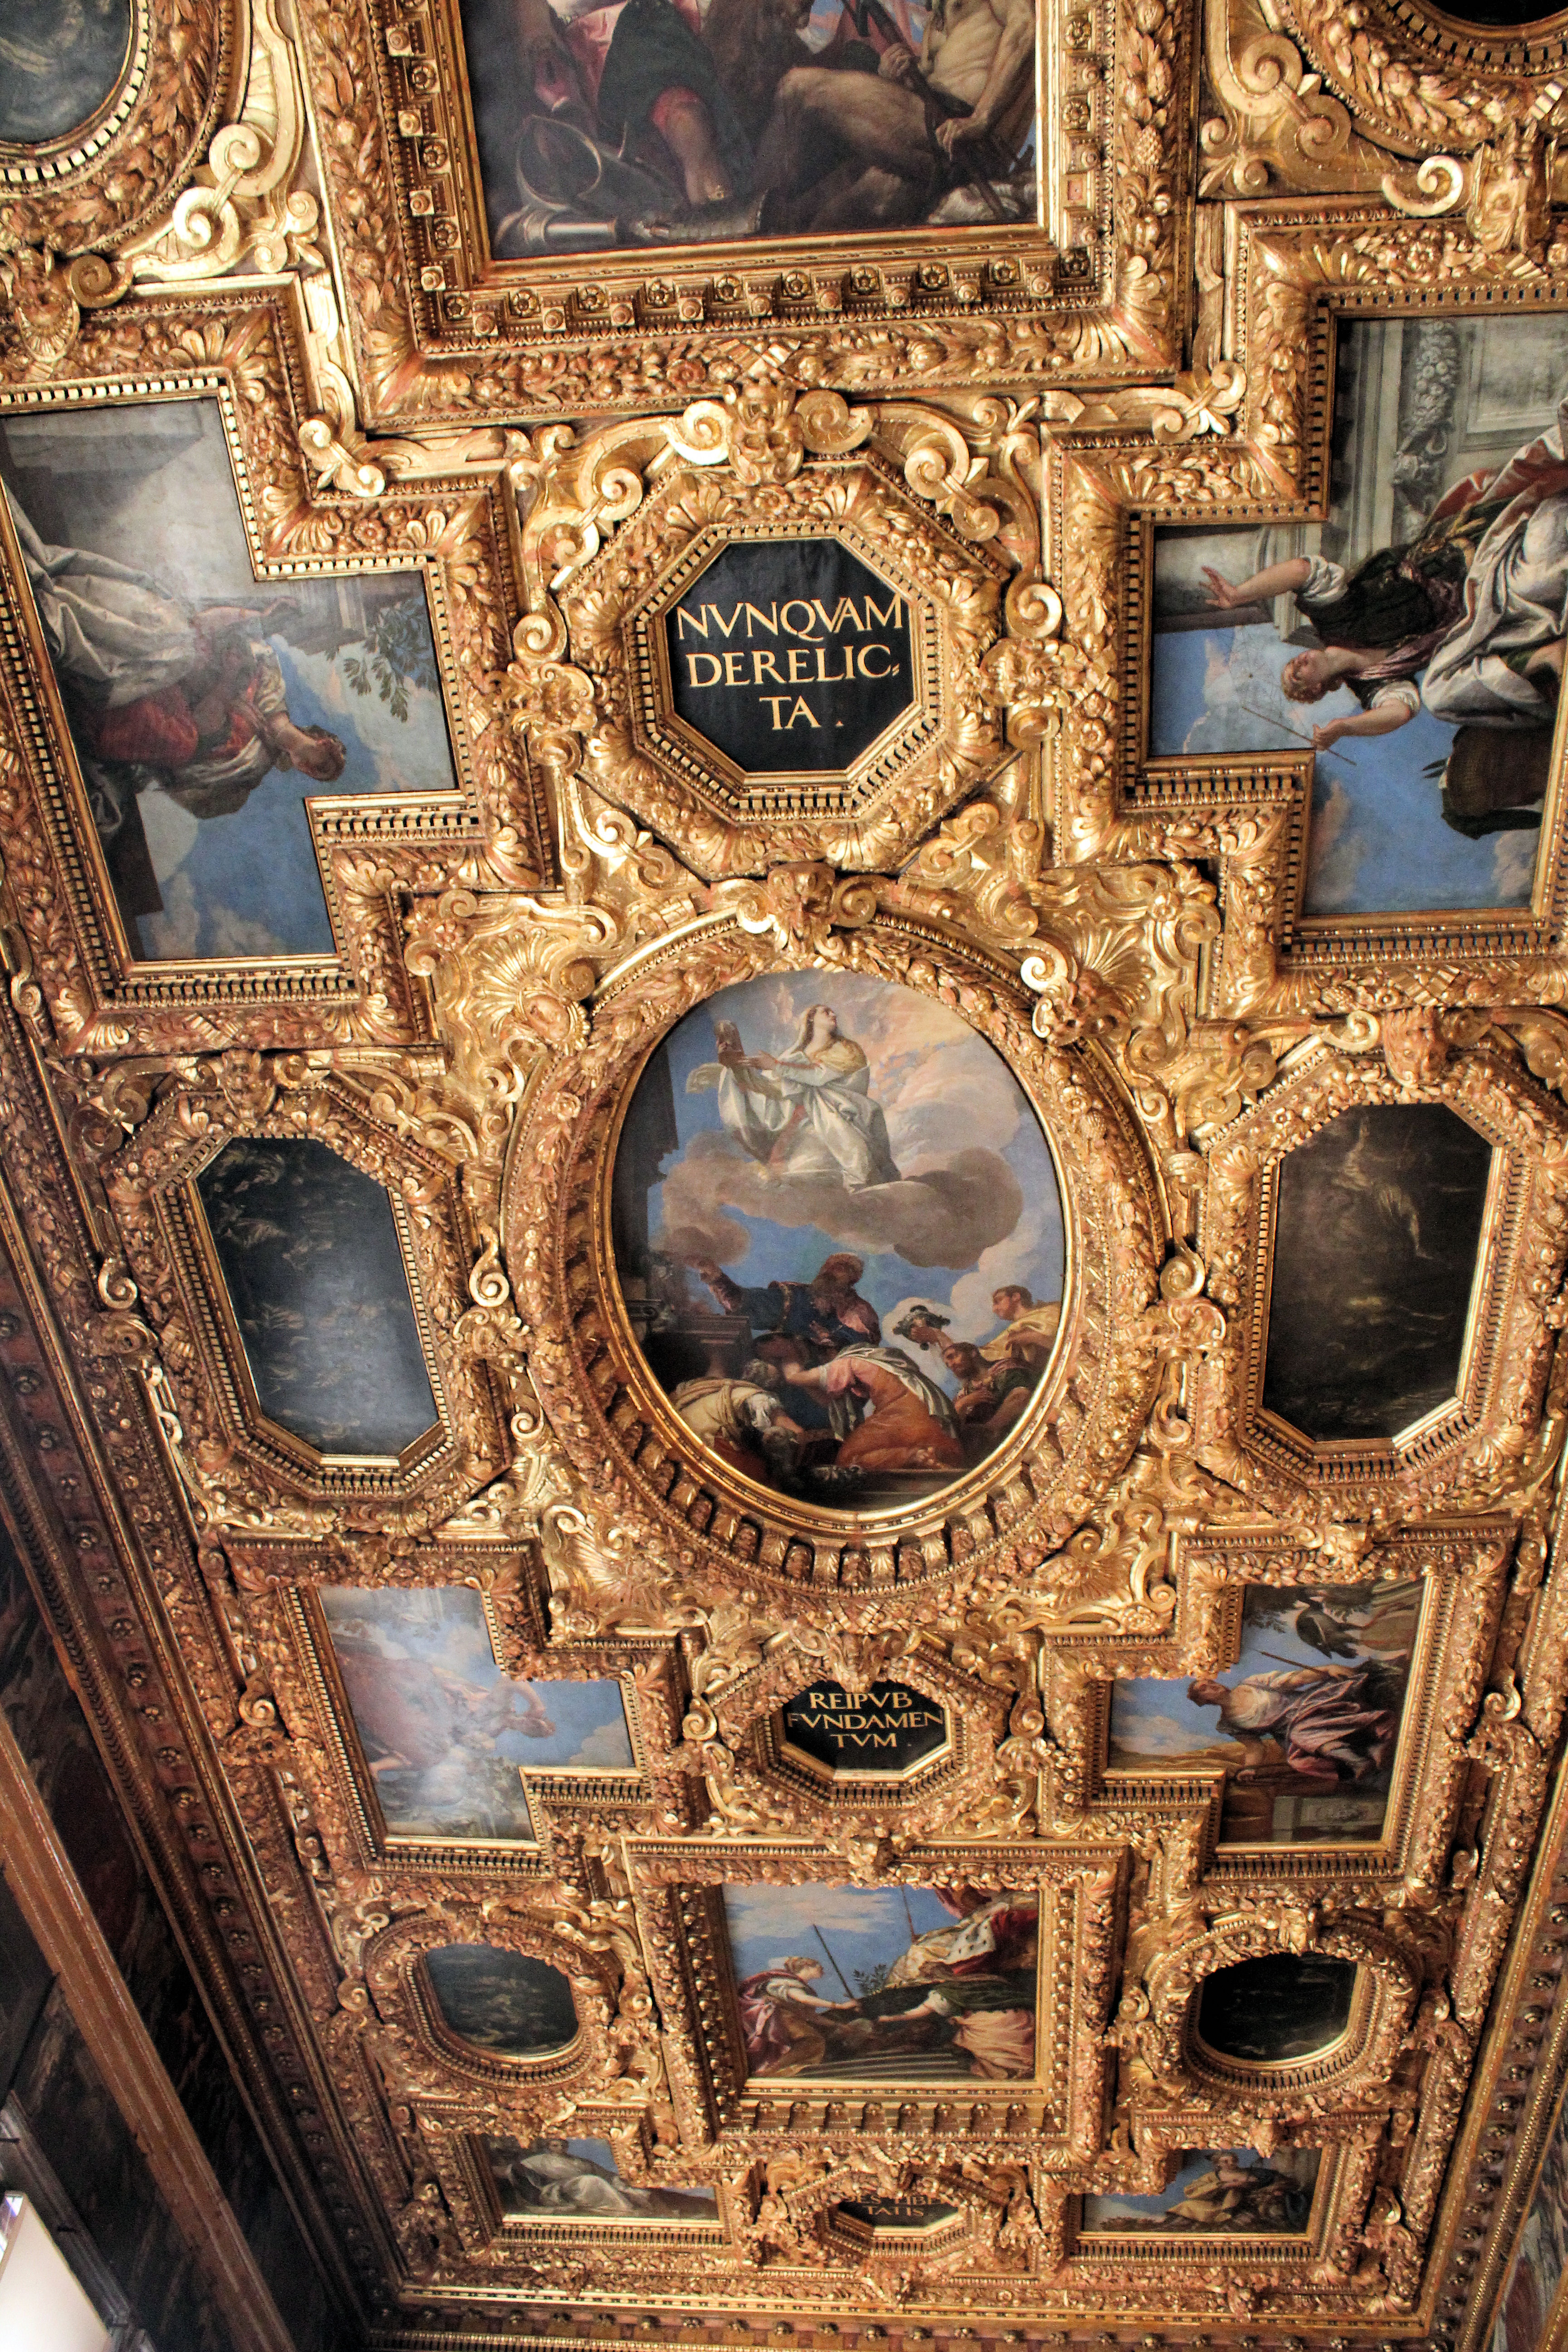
[612,971,1064,1510]
[0,400,457,960]
[458,0,1037,260]
[1149,316,1568,917]
[723,1882,1039,2082]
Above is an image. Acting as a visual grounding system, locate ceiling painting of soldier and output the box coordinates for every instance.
[612,971,1064,1509]
[1196,1954,1360,2066]
[318,1587,635,1846]
[1148,315,1568,917]
[1262,1106,1494,1443]
[722,1882,1039,2081]
[458,0,1037,258]
[0,0,131,143]
[1080,2149,1322,2239]
[485,2137,720,2222]
[197,1136,441,1459]
[1107,1578,1423,1846]
[0,400,456,960]
[423,1945,580,2057]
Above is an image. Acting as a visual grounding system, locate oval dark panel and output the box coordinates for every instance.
[1196,1954,1358,2065]
[0,0,132,145]
[424,1944,578,2058]
[1439,0,1564,21]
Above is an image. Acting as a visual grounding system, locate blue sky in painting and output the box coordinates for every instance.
[132,619,455,960]
[1149,623,1538,918]
[318,1586,635,1770]
[647,970,1064,1376]
[1108,1578,1420,1766]
[722,1883,959,1991]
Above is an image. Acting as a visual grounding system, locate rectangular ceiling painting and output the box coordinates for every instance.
[1148,313,1568,918]
[0,399,455,960]
[1108,1577,1423,1846]
[484,2137,719,2223]
[722,1883,1038,2081]
[458,0,1038,257]
[1080,2148,1321,2239]
[318,1587,635,1845]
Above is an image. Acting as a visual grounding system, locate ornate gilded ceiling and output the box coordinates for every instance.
[5,1,1568,2349]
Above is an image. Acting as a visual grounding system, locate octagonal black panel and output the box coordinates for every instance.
[1261,1102,1493,1443]
[780,1681,948,1777]
[838,2199,962,2232]
[666,540,915,774]
[1196,1954,1357,2065]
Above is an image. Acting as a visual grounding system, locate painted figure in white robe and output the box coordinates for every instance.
[1198,397,1568,833]
[686,1002,901,1191]
[8,495,347,916]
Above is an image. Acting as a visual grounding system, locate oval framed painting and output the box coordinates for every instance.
[610,971,1067,1516]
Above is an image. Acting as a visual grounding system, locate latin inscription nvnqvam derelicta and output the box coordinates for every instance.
[781,1681,949,1775]
[667,541,915,773]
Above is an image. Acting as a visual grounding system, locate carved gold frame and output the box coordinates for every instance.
[1071,1527,1506,1888]
[290,1579,652,1874]
[1197,1043,1568,1515]
[99,1063,510,1524]
[290,0,1195,425]
[628,1843,1122,2151]
[1047,219,1568,1005]
[0,286,547,1059]
[1067,2134,1356,2269]
[505,910,1157,1597]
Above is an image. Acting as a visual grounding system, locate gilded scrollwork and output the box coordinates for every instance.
[5,7,1568,2339]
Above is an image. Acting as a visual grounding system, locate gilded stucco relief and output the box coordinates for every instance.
[4,1,1568,2349]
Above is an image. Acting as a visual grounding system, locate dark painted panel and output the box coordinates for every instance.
[0,0,131,143]
[198,1134,439,1455]
[425,1945,578,2055]
[1196,1954,1358,2064]
[1262,1103,1493,1441]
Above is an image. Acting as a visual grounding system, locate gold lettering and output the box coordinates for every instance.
[685,652,723,687]
[676,608,710,640]
[785,695,818,727]
[787,647,813,683]
[743,602,778,636]
[858,643,895,678]
[779,599,818,638]
[705,603,745,639]
[829,597,863,633]
[813,645,854,684]
[751,650,783,684]
[723,650,746,686]
[760,696,792,730]
[862,590,902,629]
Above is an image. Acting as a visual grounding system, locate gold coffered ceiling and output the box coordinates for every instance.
[5,1,1568,2349]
